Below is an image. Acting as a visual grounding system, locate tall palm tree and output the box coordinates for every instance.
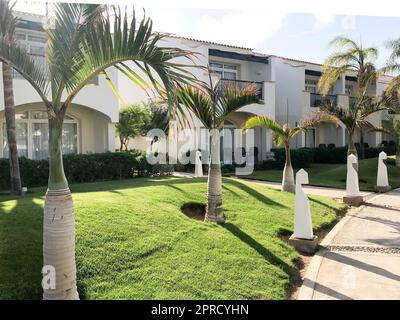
[0,0,22,195]
[175,81,259,223]
[243,113,336,193]
[318,36,380,158]
[0,3,195,300]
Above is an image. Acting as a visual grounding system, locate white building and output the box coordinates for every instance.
[0,12,393,162]
[0,12,118,160]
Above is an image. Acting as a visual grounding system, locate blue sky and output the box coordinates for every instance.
[143,7,400,68]
[15,0,400,68]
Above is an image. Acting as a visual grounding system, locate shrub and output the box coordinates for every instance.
[0,151,173,191]
[270,148,314,168]
[314,146,396,164]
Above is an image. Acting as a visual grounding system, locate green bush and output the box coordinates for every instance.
[270,148,314,169]
[314,146,396,164]
[0,151,173,191]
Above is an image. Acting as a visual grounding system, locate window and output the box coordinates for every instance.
[304,128,316,148]
[345,84,354,96]
[210,62,238,80]
[1,111,79,160]
[27,34,47,43]
[2,122,28,158]
[305,79,318,93]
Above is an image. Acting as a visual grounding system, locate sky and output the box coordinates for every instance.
[13,0,400,68]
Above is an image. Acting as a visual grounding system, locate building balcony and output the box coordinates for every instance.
[217,79,264,100]
[309,93,337,108]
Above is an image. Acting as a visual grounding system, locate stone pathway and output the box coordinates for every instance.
[299,189,400,300]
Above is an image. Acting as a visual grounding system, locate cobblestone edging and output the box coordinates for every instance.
[323,245,400,254]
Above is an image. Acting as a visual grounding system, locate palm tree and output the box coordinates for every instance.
[0,3,195,300]
[0,0,22,195]
[175,81,259,223]
[243,113,336,193]
[321,96,387,156]
[383,37,400,95]
[318,36,380,158]
[371,114,400,167]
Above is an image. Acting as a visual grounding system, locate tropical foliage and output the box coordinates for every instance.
[0,3,196,299]
[116,104,152,151]
[244,113,337,193]
[175,80,259,222]
[318,36,384,157]
[0,0,22,195]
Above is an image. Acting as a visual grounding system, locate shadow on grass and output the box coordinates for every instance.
[222,222,293,275]
[309,197,347,216]
[224,179,287,208]
[0,197,43,299]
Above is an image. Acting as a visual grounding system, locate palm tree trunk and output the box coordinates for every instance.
[360,128,365,160]
[282,143,295,193]
[347,133,358,157]
[396,141,400,167]
[2,62,22,195]
[43,116,79,300]
[205,129,225,223]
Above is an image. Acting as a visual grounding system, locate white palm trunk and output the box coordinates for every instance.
[42,119,79,300]
[205,129,225,223]
[43,188,79,300]
[282,144,295,193]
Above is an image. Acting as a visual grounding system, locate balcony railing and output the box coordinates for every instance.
[310,93,337,108]
[218,79,263,100]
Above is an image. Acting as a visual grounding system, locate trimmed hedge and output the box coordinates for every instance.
[270,148,314,169]
[0,151,174,191]
[313,146,396,164]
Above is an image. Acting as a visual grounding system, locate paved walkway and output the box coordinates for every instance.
[299,189,400,300]
[172,172,373,200]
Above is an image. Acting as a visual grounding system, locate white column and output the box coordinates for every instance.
[107,122,116,152]
[300,131,306,148]
[340,125,346,147]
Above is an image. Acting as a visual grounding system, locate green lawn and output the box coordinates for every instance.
[247,157,400,192]
[0,177,345,300]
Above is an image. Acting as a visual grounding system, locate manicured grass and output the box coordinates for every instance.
[247,157,400,192]
[0,177,345,300]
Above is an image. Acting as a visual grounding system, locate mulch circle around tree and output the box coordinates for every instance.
[181,202,206,221]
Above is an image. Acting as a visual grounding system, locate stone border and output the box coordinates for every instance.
[297,249,328,300]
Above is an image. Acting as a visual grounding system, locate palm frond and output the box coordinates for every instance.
[174,84,214,129]
[46,2,104,106]
[64,6,198,109]
[243,115,285,136]
[318,65,351,95]
[0,0,18,41]
[214,82,259,127]
[0,37,49,102]
[299,111,339,129]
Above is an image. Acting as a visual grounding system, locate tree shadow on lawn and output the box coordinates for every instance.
[309,197,347,215]
[222,223,293,276]
[224,179,287,208]
[0,196,43,299]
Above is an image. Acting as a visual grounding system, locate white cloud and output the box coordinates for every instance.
[193,10,287,49]
[313,13,336,30]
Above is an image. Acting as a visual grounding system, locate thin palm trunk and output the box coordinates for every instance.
[205,129,225,223]
[360,128,365,160]
[282,143,295,193]
[396,141,400,167]
[2,62,22,195]
[43,117,79,300]
[347,132,358,157]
